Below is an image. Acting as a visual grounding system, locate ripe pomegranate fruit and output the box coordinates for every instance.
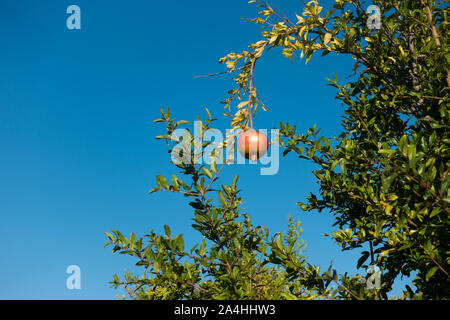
[237,130,269,162]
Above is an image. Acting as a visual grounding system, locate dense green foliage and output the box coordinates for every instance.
[105,0,449,299]
[105,109,370,300]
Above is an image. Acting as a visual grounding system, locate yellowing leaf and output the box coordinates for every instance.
[324,32,332,45]
[237,100,249,109]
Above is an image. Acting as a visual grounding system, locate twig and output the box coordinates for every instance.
[193,67,244,79]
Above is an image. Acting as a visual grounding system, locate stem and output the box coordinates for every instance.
[429,256,449,278]
[193,66,245,78]
[369,240,374,265]
[247,57,257,129]
[204,162,226,192]
[418,244,450,278]
[246,42,268,130]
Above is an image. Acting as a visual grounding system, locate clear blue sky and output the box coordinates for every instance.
[0,0,409,299]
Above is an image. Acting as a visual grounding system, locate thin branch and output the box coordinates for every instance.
[247,57,257,129]
[205,162,226,192]
[418,244,450,278]
[193,66,245,79]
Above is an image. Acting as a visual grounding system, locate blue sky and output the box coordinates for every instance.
[0,0,408,299]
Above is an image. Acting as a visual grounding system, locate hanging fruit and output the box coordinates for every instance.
[237,130,269,162]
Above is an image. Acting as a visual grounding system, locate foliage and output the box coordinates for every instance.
[105,109,372,299]
[105,0,449,299]
[219,0,449,298]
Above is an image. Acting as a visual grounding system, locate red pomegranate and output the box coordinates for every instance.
[237,130,269,162]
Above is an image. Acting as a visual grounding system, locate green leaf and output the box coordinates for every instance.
[281,292,299,300]
[205,107,212,119]
[153,261,160,273]
[155,134,173,140]
[148,187,160,194]
[382,173,398,191]
[175,120,190,127]
[408,143,416,160]
[357,251,369,269]
[218,191,227,207]
[105,232,115,242]
[156,175,170,189]
[174,234,184,252]
[275,234,283,249]
[199,239,206,256]
[398,135,408,156]
[164,225,171,237]
[178,179,190,192]
[171,174,180,191]
[425,266,438,281]
[232,175,239,190]
[129,232,136,251]
[143,246,153,260]
[202,167,213,179]
[233,238,241,250]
